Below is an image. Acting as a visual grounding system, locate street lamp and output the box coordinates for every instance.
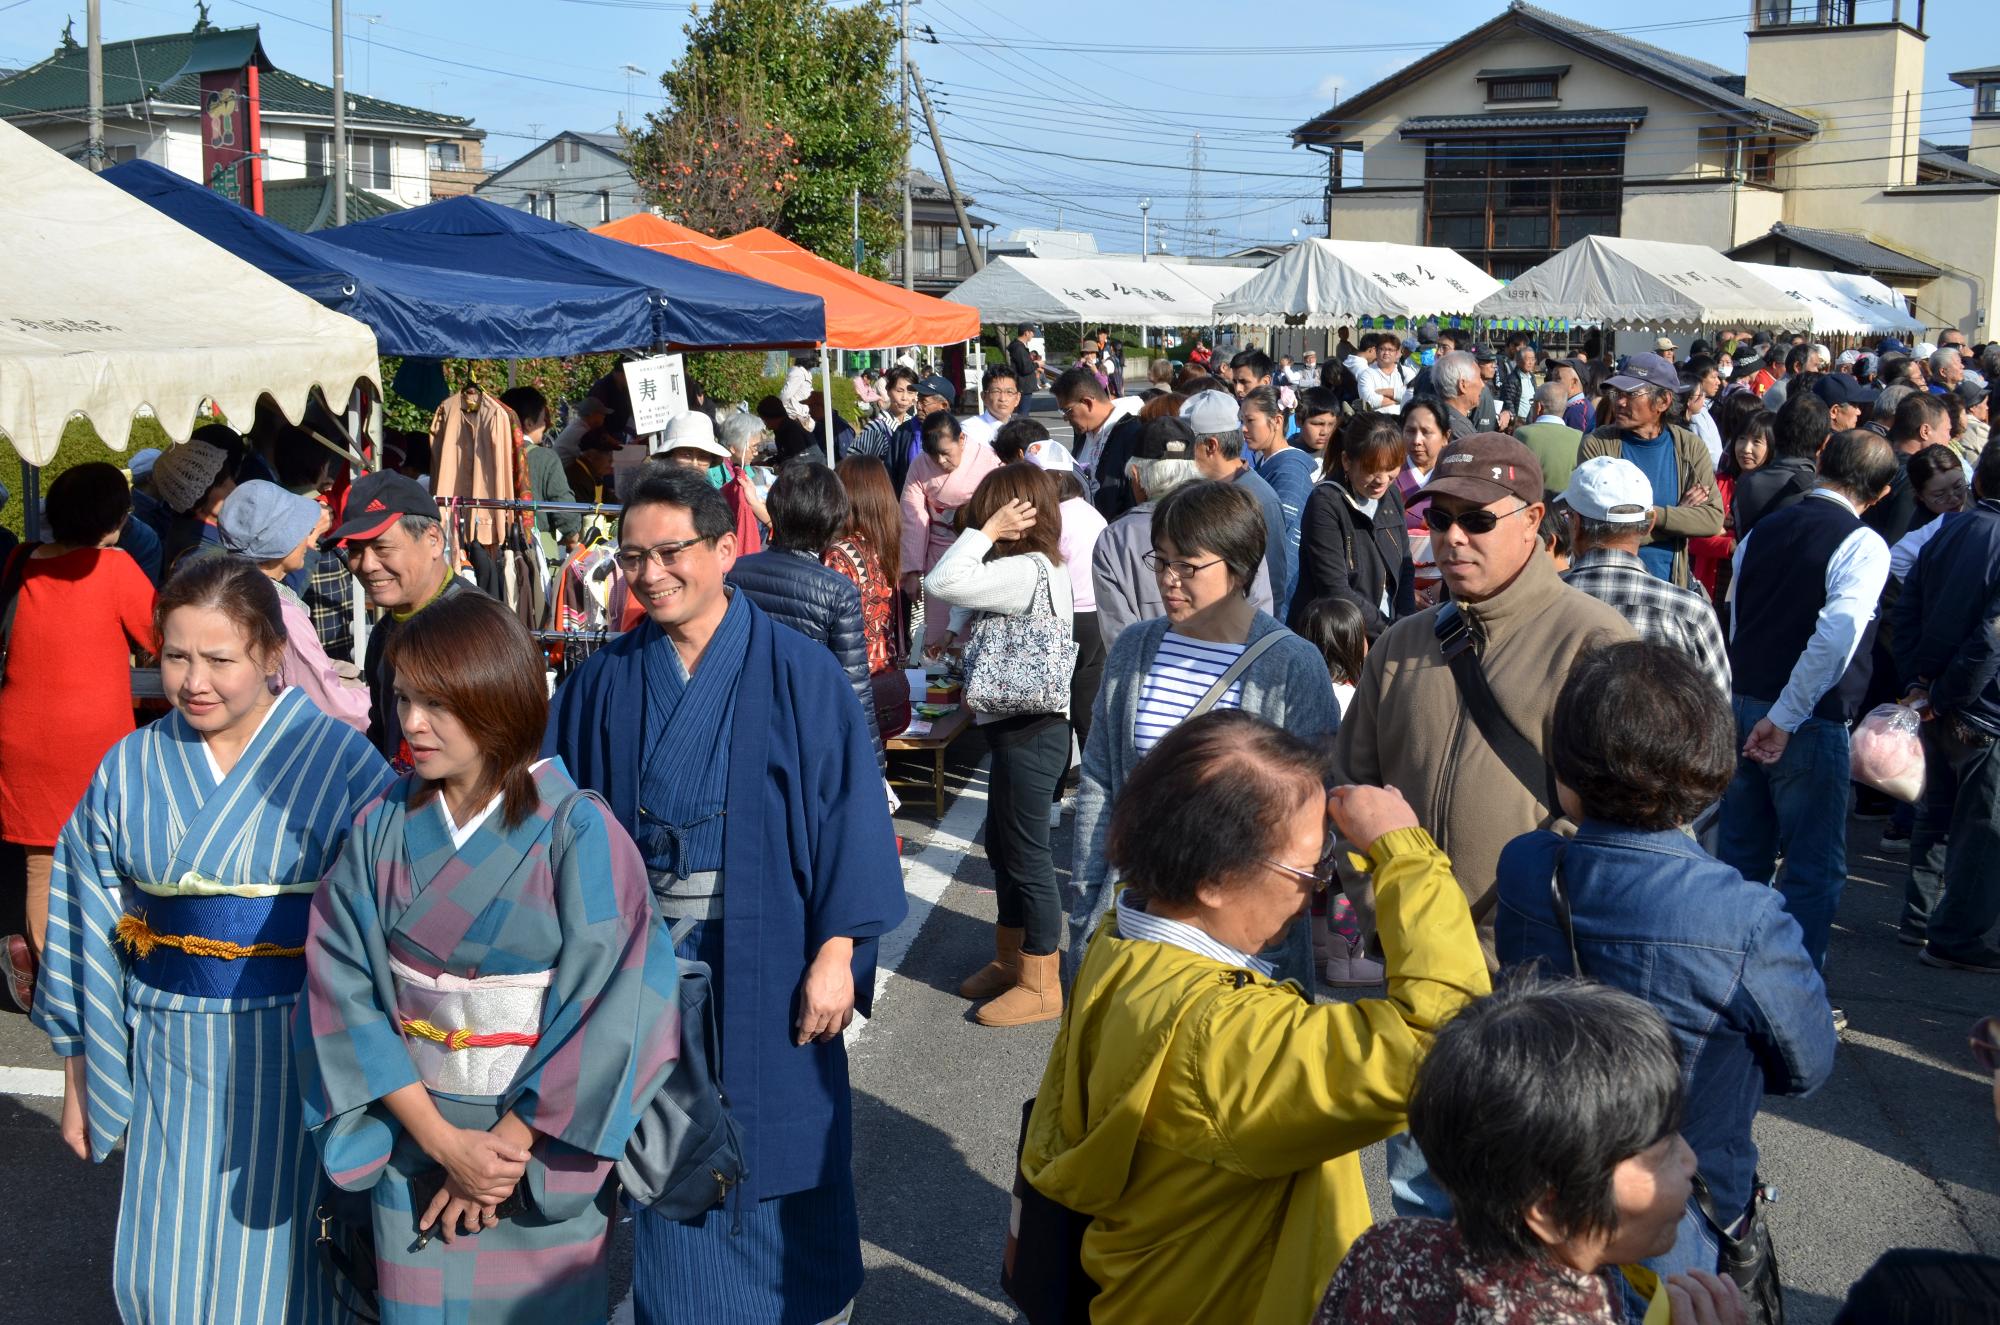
[1140,197,1152,263]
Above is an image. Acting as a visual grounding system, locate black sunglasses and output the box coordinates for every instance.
[1424,501,1529,535]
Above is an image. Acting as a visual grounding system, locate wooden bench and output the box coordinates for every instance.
[886,706,971,817]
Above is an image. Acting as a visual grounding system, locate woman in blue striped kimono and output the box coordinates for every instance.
[295,592,680,1325]
[31,556,394,1324]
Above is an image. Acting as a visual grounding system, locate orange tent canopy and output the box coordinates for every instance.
[593,213,918,350]
[726,226,982,345]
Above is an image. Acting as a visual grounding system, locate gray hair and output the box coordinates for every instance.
[1533,381,1569,416]
[398,514,442,544]
[1572,513,1640,547]
[1196,427,1246,461]
[718,411,767,459]
[1128,456,1201,502]
[1930,346,1962,374]
[1874,383,1913,423]
[1435,350,1480,401]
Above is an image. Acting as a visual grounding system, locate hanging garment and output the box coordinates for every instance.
[430,389,534,550]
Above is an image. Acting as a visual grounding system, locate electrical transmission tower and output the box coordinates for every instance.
[1183,133,1207,257]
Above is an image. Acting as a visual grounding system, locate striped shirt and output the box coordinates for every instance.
[1133,632,1247,754]
[1115,890,1274,975]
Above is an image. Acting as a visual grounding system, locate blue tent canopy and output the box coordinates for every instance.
[319,196,827,351]
[102,160,664,360]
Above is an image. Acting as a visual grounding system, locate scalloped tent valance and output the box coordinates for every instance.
[0,118,379,466]
[1471,235,1812,332]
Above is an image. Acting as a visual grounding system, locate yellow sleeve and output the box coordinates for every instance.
[1173,829,1492,1179]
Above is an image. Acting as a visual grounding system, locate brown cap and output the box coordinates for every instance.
[1427,432,1545,508]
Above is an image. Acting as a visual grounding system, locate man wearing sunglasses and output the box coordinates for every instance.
[1330,432,1633,1220]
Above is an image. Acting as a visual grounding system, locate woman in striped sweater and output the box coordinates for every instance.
[1067,479,1338,993]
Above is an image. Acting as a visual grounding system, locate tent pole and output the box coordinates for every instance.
[348,390,370,659]
[20,460,41,543]
[820,350,834,450]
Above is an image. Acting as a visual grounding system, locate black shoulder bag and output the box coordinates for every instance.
[1548,852,1786,1325]
[0,543,42,683]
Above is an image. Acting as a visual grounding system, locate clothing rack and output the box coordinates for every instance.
[438,495,625,516]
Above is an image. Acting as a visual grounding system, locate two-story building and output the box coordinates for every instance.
[473,130,647,229]
[0,15,481,230]
[883,170,994,295]
[1294,0,2000,338]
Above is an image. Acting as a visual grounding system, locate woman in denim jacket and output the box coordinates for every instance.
[1496,640,1837,1315]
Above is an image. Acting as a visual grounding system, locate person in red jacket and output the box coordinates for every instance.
[0,463,157,1009]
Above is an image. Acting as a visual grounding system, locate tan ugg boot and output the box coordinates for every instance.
[974,950,1063,1027]
[959,925,1024,1000]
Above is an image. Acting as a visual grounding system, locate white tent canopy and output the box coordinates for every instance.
[1733,262,1924,337]
[1213,239,1501,327]
[945,256,1249,328]
[1472,235,1811,332]
[0,119,380,467]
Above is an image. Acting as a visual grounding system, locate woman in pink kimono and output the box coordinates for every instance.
[899,411,1004,653]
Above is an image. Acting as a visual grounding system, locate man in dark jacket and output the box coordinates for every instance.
[1891,443,2000,972]
[725,462,884,768]
[1007,323,1039,394]
[1733,391,1827,539]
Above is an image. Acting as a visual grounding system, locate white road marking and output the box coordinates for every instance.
[847,761,990,1046]
[0,1065,65,1098]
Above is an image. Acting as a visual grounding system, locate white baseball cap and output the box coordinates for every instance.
[651,410,728,459]
[1562,455,1654,524]
[1026,438,1077,473]
[1178,389,1241,439]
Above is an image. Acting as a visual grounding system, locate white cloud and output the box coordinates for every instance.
[1313,74,1345,101]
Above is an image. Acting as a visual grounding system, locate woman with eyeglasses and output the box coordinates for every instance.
[1067,479,1338,992]
[1023,709,1489,1325]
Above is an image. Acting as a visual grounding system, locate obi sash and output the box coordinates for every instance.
[118,877,315,999]
[390,955,550,1098]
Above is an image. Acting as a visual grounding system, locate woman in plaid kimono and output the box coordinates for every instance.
[295,594,678,1325]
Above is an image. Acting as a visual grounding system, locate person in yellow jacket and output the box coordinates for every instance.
[1020,709,1491,1325]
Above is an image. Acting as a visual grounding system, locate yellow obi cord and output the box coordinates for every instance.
[114,913,305,961]
[401,1018,541,1051]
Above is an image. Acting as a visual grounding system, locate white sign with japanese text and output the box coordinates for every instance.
[625,353,688,436]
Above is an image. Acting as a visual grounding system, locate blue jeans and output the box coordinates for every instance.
[1385,1131,1454,1220]
[1716,696,1852,971]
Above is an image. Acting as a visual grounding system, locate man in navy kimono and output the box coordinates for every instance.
[545,467,906,1323]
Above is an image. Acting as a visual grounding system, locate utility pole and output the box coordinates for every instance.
[1140,197,1152,262]
[910,61,982,277]
[332,0,348,226]
[85,0,103,170]
[899,0,913,290]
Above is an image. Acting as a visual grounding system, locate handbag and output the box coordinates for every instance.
[1550,854,1786,1325]
[0,543,41,682]
[564,775,747,1222]
[962,556,1078,718]
[1000,1097,1099,1325]
[314,1186,381,1324]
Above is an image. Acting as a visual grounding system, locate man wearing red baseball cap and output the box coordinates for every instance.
[329,470,484,765]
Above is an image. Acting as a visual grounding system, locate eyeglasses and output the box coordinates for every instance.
[1972,1016,2000,1073]
[1424,501,1530,535]
[1259,852,1336,892]
[1141,551,1224,581]
[614,536,715,574]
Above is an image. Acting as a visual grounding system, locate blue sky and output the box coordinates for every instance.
[3,0,1994,256]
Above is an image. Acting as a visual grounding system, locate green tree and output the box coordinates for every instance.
[625,0,905,275]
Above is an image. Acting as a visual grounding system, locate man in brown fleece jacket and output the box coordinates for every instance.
[1331,432,1634,969]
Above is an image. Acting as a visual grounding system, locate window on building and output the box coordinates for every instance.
[598,190,613,223]
[1424,134,1624,277]
[1486,77,1558,103]
[350,136,392,190]
[427,141,462,171]
[1757,0,1856,27]
[1742,136,1779,183]
[544,191,557,218]
[1979,81,2000,116]
[305,131,329,178]
[105,144,138,164]
[522,192,537,216]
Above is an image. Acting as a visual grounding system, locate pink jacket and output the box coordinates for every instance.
[901,439,1004,575]
[277,595,370,734]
